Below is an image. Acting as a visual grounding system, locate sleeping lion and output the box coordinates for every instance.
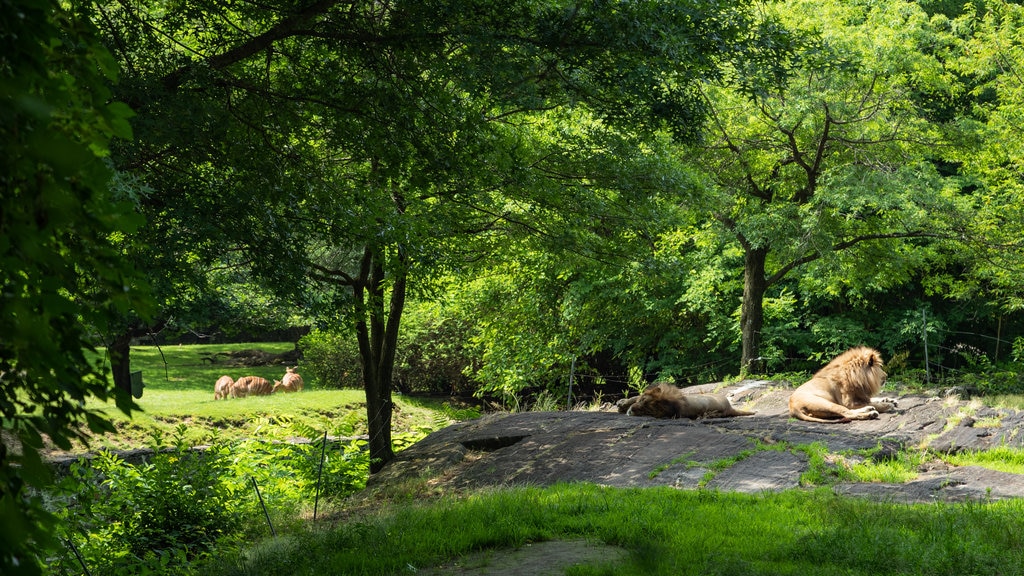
[788,346,898,423]
[618,382,756,419]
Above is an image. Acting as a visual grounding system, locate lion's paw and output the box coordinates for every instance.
[871,397,899,412]
[851,406,879,420]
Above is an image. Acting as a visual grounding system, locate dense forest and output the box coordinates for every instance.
[7,1,1024,572]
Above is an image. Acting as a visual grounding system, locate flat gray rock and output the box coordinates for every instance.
[371,381,1024,503]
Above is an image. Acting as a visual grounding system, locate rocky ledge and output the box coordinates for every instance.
[370,381,1024,503]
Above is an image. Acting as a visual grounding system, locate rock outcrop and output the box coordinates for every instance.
[371,381,1024,503]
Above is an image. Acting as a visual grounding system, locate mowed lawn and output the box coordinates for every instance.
[79,343,448,450]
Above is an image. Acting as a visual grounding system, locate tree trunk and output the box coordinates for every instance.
[108,332,133,397]
[353,244,407,474]
[741,246,769,375]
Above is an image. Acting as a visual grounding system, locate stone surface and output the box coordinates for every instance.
[370,381,1024,503]
[414,539,629,576]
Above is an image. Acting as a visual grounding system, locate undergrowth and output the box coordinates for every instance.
[45,423,410,575]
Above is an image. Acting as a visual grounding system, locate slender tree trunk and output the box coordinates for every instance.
[353,244,407,474]
[741,246,769,375]
[108,332,133,396]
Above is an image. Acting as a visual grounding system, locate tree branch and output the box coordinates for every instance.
[160,0,348,93]
[766,231,948,287]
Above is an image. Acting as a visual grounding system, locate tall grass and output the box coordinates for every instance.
[202,484,1024,576]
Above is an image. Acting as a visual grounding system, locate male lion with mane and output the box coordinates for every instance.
[789,346,898,423]
[618,382,756,419]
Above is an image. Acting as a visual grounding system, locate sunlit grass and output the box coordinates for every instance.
[202,484,1024,576]
[942,445,1024,475]
[848,450,929,484]
[983,394,1024,410]
[89,342,298,392]
[70,343,459,452]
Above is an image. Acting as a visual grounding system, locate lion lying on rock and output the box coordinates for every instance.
[618,382,756,419]
[789,346,898,423]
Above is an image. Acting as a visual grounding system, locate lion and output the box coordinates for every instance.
[213,375,234,400]
[788,346,898,423]
[617,382,756,419]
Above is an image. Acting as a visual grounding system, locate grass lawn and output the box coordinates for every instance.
[76,343,458,451]
[205,484,1024,576]
[120,341,301,392]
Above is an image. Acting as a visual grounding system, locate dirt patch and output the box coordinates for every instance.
[415,539,628,575]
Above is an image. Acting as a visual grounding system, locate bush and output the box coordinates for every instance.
[49,425,372,575]
[301,302,480,395]
[393,304,478,396]
[298,329,363,389]
[52,442,244,574]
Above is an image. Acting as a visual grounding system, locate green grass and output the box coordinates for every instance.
[98,342,298,392]
[201,484,1024,576]
[74,343,460,451]
[943,445,1024,474]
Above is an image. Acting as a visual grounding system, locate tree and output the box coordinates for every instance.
[679,0,967,373]
[948,1,1024,312]
[0,2,148,573]
[94,0,753,472]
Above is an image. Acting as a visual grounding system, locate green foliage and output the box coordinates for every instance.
[301,303,480,395]
[52,438,243,574]
[298,329,362,390]
[91,0,757,471]
[393,302,478,396]
[1,1,150,573]
[49,430,371,575]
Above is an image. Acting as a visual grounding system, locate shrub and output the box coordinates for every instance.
[49,425,373,575]
[301,302,480,395]
[393,303,479,396]
[298,329,362,389]
[52,441,244,574]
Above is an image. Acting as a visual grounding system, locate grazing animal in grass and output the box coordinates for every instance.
[788,346,898,423]
[273,366,304,393]
[214,375,234,400]
[238,376,273,396]
[229,377,249,398]
[617,382,756,419]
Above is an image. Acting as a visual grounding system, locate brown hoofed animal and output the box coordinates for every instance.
[214,375,234,400]
[273,367,304,393]
[788,346,898,423]
[239,376,273,396]
[229,377,249,399]
[617,382,756,419]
